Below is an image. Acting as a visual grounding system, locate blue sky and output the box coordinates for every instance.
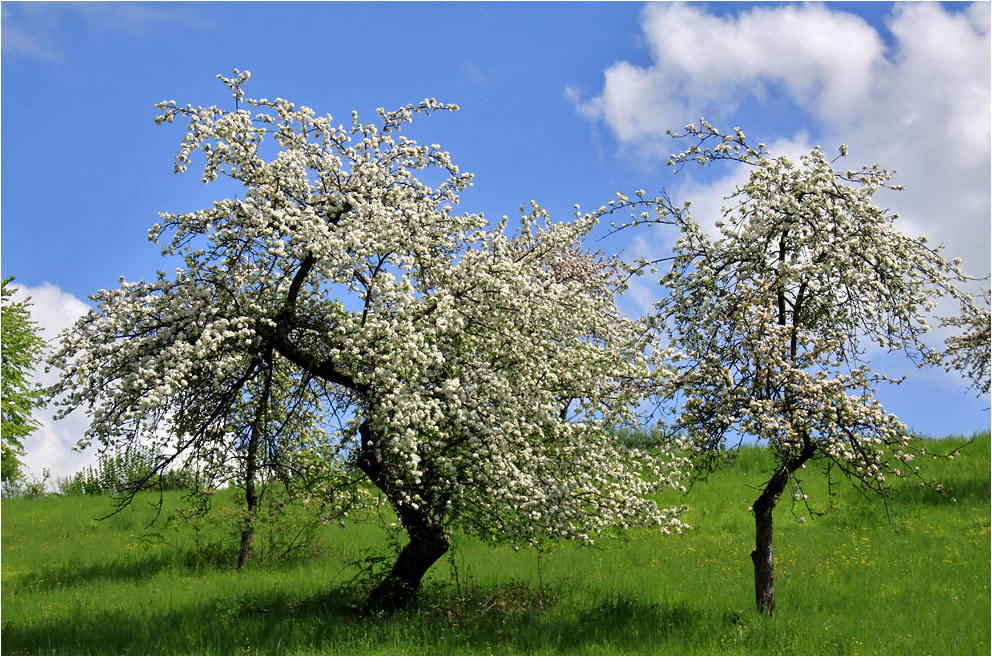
[2,1,989,481]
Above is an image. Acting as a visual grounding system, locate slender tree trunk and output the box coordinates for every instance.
[356,420,449,614]
[237,356,272,570]
[236,448,259,569]
[750,438,816,616]
[751,490,778,615]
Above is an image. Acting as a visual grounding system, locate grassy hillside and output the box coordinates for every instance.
[2,432,989,655]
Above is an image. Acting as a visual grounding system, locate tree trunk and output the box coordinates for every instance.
[236,481,258,568]
[750,438,817,615]
[355,420,449,614]
[362,522,450,614]
[751,493,777,615]
[237,355,272,570]
[236,526,255,569]
[236,422,260,569]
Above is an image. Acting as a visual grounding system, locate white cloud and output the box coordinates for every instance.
[571,3,886,144]
[848,2,991,278]
[573,0,991,284]
[7,283,95,484]
[16,283,91,348]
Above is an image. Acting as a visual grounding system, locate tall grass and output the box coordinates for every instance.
[2,432,988,655]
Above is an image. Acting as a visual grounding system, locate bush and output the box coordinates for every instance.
[613,425,683,450]
[1,468,50,498]
[56,444,193,496]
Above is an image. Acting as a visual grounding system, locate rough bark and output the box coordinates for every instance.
[356,420,450,614]
[362,523,450,614]
[236,439,259,569]
[750,439,817,615]
[751,486,780,615]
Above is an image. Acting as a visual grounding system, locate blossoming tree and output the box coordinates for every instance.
[50,71,686,612]
[650,121,972,615]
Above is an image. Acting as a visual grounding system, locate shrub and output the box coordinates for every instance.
[56,444,193,496]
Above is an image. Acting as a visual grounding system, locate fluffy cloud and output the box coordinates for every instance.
[572,3,886,141]
[7,283,95,483]
[573,2,991,280]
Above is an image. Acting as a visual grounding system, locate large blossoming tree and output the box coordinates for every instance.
[50,71,686,612]
[650,121,972,615]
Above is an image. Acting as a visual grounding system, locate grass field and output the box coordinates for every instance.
[2,432,989,655]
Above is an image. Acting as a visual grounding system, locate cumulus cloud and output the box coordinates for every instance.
[573,1,991,280]
[574,2,886,140]
[570,3,886,146]
[7,283,94,483]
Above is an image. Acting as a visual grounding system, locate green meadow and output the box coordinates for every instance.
[2,432,989,655]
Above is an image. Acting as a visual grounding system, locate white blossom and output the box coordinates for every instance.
[648,119,973,615]
[51,72,687,560]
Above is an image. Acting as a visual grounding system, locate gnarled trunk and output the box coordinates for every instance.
[362,522,450,614]
[356,420,449,614]
[236,447,258,569]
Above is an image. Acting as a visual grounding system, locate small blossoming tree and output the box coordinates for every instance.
[650,121,972,615]
[50,71,686,612]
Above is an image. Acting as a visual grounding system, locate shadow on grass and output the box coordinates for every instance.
[376,581,714,653]
[7,552,180,592]
[559,595,698,650]
[0,580,726,655]
[0,585,366,655]
[10,541,331,594]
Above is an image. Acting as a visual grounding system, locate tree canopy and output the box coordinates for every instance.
[50,71,686,611]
